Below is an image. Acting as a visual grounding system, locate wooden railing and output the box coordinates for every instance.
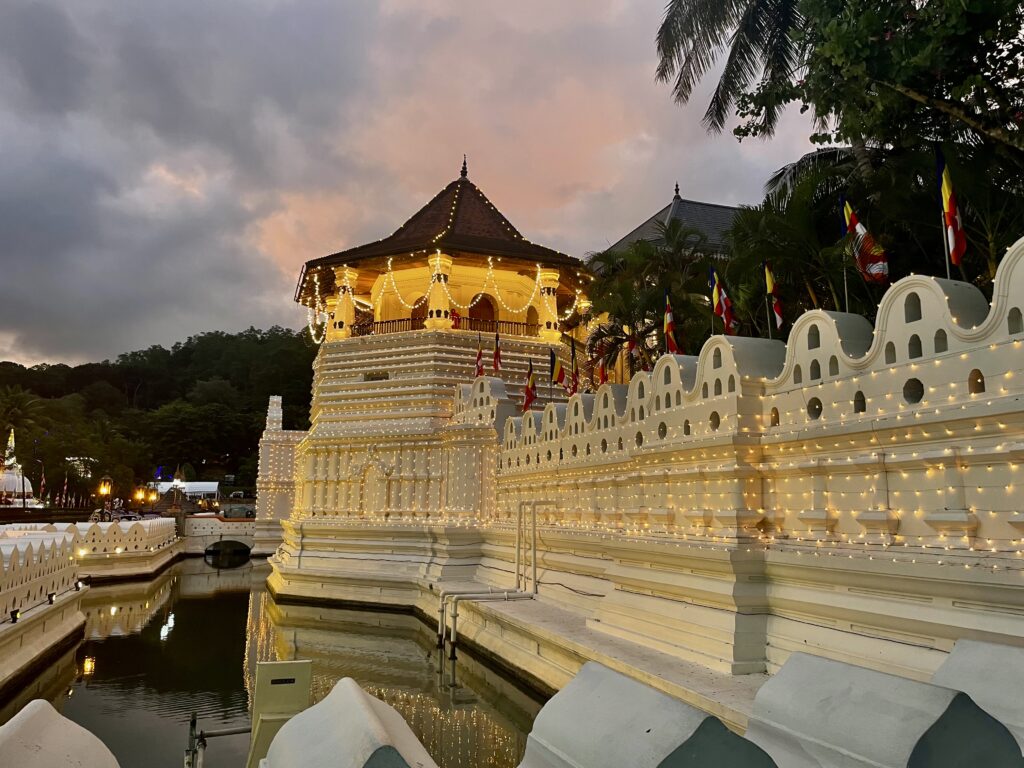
[352,317,539,338]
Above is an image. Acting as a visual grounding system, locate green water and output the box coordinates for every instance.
[2,559,540,768]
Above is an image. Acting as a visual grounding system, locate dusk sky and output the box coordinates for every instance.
[0,1,815,365]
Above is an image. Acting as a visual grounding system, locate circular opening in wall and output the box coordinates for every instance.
[635,432,644,447]
[903,378,924,404]
[658,422,667,439]
[807,397,823,420]
[709,411,721,431]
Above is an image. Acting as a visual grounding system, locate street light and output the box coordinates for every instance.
[148,489,159,514]
[98,476,112,518]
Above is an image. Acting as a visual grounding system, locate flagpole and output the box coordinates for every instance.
[764,294,773,340]
[844,267,849,313]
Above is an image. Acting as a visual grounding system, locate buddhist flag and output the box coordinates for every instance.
[708,267,739,334]
[493,332,503,372]
[475,333,485,378]
[62,473,68,509]
[937,148,967,267]
[765,262,783,329]
[664,292,679,354]
[842,200,889,283]
[38,465,45,500]
[522,360,537,412]
[549,348,565,386]
[568,338,579,395]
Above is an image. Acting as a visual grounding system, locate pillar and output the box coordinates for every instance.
[536,269,561,343]
[328,266,358,340]
[424,253,454,330]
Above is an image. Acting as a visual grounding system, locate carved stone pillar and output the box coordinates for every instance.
[856,452,899,544]
[424,253,453,330]
[329,267,358,340]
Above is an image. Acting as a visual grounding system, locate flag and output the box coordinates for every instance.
[567,338,579,395]
[522,360,537,412]
[38,465,45,500]
[937,147,967,267]
[61,473,68,508]
[708,267,739,334]
[597,355,608,385]
[664,292,679,354]
[842,200,889,283]
[493,332,502,372]
[549,348,565,386]
[765,262,784,329]
[475,333,485,378]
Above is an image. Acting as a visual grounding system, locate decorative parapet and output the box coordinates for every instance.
[0,530,78,621]
[492,234,1024,553]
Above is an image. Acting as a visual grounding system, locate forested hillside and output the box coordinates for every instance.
[0,327,316,500]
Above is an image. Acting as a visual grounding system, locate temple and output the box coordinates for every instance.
[260,167,1024,729]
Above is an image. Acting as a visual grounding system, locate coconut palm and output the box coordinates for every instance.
[655,0,804,135]
[0,386,44,436]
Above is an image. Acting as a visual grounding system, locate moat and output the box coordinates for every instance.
[0,559,540,768]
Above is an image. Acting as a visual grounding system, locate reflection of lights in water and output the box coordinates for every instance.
[82,657,96,676]
[159,612,175,641]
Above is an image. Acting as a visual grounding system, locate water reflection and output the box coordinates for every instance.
[0,559,538,768]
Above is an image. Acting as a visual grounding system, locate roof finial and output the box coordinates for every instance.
[673,181,680,199]
[461,155,468,179]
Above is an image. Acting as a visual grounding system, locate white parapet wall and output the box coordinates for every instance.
[265,234,1024,718]
[0,530,86,697]
[0,699,119,768]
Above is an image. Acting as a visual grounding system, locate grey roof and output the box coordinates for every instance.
[607,187,739,254]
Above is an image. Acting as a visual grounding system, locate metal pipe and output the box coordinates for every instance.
[448,592,533,660]
[436,587,494,648]
[531,502,538,595]
[199,726,252,738]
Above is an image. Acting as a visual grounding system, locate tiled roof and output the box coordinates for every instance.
[607,187,739,254]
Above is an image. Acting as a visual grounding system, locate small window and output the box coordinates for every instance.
[601,439,607,453]
[794,365,803,384]
[574,402,579,416]
[968,369,985,394]
[675,391,681,406]
[808,324,820,350]
[713,348,722,369]
[635,432,644,447]
[810,360,821,380]
[709,411,721,431]
[854,390,866,413]
[702,382,709,398]
[586,443,591,455]
[934,329,948,353]
[617,438,623,451]
[885,342,896,364]
[807,397,823,420]
[546,450,551,461]
[904,292,922,323]
[658,422,667,439]
[525,454,531,465]
[639,406,645,420]
[714,379,722,396]
[683,419,691,436]
[770,407,780,427]
[1010,308,1023,335]
[631,408,635,421]
[638,382,645,400]
[903,378,924,404]
[603,416,608,429]
[655,396,661,411]
[728,375,736,393]
[603,393,609,408]
[571,444,578,457]
[908,334,922,359]
[664,368,671,385]
[828,356,839,376]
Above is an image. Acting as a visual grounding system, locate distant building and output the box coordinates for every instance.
[607,183,739,256]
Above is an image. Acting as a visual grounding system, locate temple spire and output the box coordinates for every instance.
[461,155,468,179]
[673,182,681,200]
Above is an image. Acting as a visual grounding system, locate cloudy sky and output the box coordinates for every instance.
[0,1,813,365]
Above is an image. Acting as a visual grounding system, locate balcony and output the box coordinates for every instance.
[351,317,540,338]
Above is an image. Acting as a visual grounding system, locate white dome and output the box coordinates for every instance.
[1,469,32,495]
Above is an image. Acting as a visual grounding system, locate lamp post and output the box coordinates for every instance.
[98,476,112,520]
[148,489,159,515]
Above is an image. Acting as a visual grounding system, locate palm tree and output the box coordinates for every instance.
[655,0,804,135]
[0,386,44,436]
